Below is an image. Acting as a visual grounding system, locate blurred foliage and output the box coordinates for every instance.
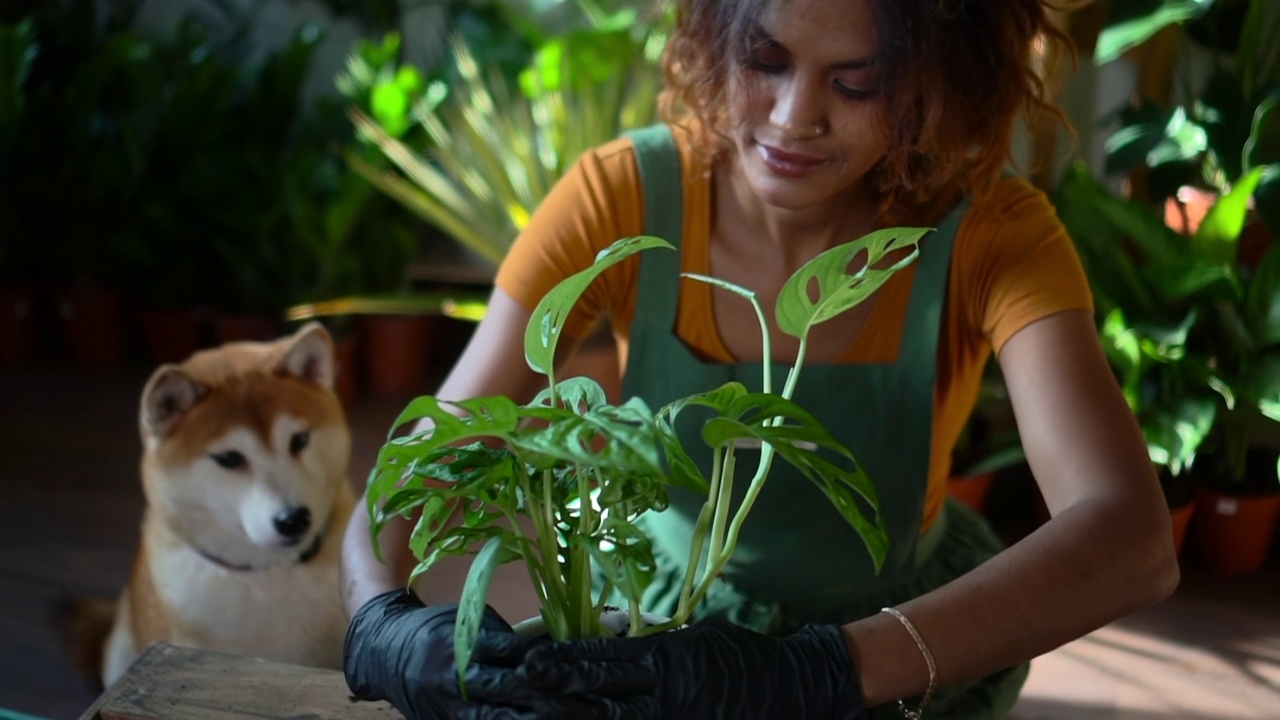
[0,0,425,316]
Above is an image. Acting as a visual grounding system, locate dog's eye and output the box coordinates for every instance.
[210,451,247,470]
[290,431,310,456]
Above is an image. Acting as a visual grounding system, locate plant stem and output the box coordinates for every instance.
[691,336,810,608]
[704,447,737,576]
[675,447,721,621]
[749,294,773,395]
[524,470,569,639]
[572,464,597,638]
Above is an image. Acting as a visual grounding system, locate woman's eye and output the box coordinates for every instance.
[746,47,788,73]
[290,431,311,456]
[210,451,247,470]
[833,80,875,100]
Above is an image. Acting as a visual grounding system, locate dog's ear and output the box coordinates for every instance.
[276,321,335,389]
[141,365,209,439]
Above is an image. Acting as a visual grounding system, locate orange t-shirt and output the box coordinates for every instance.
[495,125,1094,531]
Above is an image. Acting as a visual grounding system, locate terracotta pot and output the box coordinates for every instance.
[1169,500,1196,557]
[362,314,433,396]
[0,285,42,367]
[333,335,359,412]
[57,283,130,368]
[137,307,208,364]
[213,313,285,344]
[1164,185,1272,269]
[1186,487,1280,576]
[948,471,995,514]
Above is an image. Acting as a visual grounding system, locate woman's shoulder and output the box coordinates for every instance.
[949,173,1094,351]
[965,174,1062,229]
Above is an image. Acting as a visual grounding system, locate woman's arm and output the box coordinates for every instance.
[842,309,1180,707]
[340,288,564,621]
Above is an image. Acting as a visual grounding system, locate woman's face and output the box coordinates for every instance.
[725,0,889,212]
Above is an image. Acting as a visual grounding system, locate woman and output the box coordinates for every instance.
[340,0,1181,718]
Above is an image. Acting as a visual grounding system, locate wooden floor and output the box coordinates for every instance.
[1,363,1277,720]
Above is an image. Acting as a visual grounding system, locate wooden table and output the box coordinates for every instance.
[78,643,400,720]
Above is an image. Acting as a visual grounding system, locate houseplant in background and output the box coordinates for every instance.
[290,0,671,398]
[0,15,41,366]
[1092,0,1278,241]
[365,226,928,692]
[1076,0,1280,571]
[1,0,159,367]
[1055,160,1278,568]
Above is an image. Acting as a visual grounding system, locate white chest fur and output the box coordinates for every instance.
[150,541,347,669]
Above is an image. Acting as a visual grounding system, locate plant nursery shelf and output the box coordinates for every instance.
[78,643,398,720]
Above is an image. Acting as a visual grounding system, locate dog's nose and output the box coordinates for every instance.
[273,506,311,540]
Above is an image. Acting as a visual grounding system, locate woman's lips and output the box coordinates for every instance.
[757,144,829,177]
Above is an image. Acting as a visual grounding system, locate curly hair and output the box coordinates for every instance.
[658,0,1078,222]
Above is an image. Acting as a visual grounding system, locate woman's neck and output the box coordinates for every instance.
[716,158,882,269]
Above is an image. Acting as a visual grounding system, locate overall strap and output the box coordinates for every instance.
[896,197,971,379]
[623,124,684,331]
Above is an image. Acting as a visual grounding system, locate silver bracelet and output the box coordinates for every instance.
[880,606,938,720]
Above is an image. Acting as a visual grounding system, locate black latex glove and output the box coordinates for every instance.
[514,618,865,719]
[343,588,550,720]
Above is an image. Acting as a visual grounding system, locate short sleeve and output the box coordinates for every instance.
[957,177,1095,354]
[493,137,645,339]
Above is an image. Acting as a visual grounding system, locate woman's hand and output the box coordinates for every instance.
[512,618,865,720]
[344,589,550,720]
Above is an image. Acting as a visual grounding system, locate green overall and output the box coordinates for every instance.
[608,124,1030,718]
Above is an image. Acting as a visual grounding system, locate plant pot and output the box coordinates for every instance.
[362,314,433,396]
[948,471,995,514]
[56,282,130,368]
[0,285,42,367]
[1186,486,1280,576]
[333,334,359,412]
[212,312,285,344]
[137,306,209,364]
[511,607,678,639]
[1164,184,1272,269]
[1169,499,1196,557]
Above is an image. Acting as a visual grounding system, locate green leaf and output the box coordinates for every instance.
[1243,90,1280,174]
[698,416,888,571]
[513,397,665,477]
[1245,245,1280,345]
[387,395,521,444]
[525,236,674,375]
[775,228,928,339]
[531,376,608,412]
[1192,166,1268,261]
[1094,0,1214,65]
[409,494,457,558]
[456,535,507,696]
[1241,355,1280,422]
[583,517,657,607]
[1143,395,1216,475]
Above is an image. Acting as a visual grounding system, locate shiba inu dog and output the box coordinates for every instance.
[94,322,356,688]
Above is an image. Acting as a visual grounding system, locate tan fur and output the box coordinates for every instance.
[93,322,356,688]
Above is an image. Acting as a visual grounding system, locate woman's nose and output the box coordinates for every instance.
[769,74,826,140]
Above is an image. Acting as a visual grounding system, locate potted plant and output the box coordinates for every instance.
[363,227,927,690]
[1055,159,1279,569]
[0,15,42,366]
[291,10,670,399]
[1091,0,1278,243]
